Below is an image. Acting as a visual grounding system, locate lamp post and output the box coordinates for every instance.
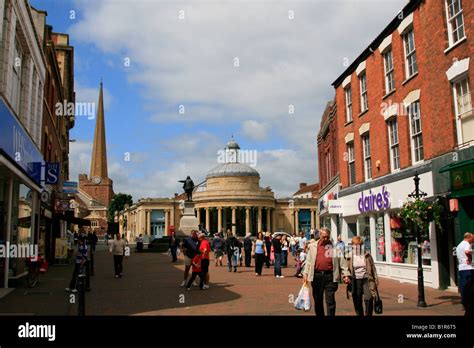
[408,173,427,308]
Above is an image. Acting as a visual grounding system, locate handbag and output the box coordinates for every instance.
[374,287,383,314]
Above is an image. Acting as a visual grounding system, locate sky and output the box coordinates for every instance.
[31,0,407,201]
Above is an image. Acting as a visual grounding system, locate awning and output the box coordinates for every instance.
[439,158,474,173]
[56,212,91,226]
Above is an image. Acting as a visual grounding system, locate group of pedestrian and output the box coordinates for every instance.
[180,230,211,290]
[302,228,380,316]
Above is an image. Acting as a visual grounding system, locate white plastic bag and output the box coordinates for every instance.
[294,283,311,311]
[167,248,171,257]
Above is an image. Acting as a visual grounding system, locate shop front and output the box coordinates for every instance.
[338,171,442,288]
[0,98,44,288]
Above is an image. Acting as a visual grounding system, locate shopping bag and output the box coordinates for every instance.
[167,248,171,257]
[176,248,181,256]
[294,283,311,311]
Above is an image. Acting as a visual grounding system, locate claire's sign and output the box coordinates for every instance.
[358,186,390,213]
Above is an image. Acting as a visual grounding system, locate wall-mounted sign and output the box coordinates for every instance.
[328,200,344,214]
[358,186,390,213]
[63,181,78,194]
[45,162,60,184]
[40,190,50,203]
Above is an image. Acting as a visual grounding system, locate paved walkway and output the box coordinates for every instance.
[0,245,463,316]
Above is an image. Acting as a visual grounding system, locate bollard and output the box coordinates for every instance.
[77,274,86,316]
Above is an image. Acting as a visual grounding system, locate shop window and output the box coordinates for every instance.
[375,213,386,262]
[390,214,431,266]
[357,216,371,253]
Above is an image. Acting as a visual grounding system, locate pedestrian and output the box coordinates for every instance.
[73,231,79,245]
[272,234,283,278]
[290,233,297,258]
[198,232,210,289]
[180,230,200,287]
[212,232,225,266]
[295,248,305,277]
[298,231,307,252]
[65,236,90,292]
[281,235,289,267]
[264,232,272,268]
[225,231,239,272]
[346,236,379,316]
[109,233,127,278]
[252,232,266,276]
[169,232,179,262]
[336,235,345,253]
[243,233,252,267]
[302,228,350,316]
[456,232,473,311]
[186,252,204,291]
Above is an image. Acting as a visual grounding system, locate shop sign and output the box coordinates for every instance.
[0,98,43,184]
[327,200,344,214]
[451,163,474,191]
[63,181,78,194]
[45,162,60,184]
[358,186,390,213]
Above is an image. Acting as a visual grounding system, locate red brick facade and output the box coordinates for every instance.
[78,174,114,206]
[333,0,474,189]
[317,100,338,189]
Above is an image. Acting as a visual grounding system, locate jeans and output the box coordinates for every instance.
[170,245,177,262]
[228,253,237,271]
[459,270,474,306]
[282,250,288,267]
[255,253,264,275]
[113,255,124,276]
[274,253,282,276]
[291,245,297,257]
[311,272,338,316]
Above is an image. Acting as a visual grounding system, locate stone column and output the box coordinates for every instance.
[165,210,169,236]
[266,208,271,232]
[257,207,262,232]
[205,207,210,230]
[146,210,150,235]
[295,209,300,234]
[310,209,315,230]
[231,207,237,235]
[170,207,175,234]
[245,207,251,235]
[196,208,201,225]
[217,207,222,231]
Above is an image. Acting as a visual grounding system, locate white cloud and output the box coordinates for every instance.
[68,0,406,198]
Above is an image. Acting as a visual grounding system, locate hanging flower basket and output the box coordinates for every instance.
[399,199,443,233]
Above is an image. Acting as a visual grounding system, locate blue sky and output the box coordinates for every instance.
[31,0,406,201]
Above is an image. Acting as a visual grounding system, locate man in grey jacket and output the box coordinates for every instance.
[302,228,350,316]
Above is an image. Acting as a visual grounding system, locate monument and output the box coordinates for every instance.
[177,176,199,236]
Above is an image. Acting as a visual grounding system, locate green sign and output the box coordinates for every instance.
[451,163,474,191]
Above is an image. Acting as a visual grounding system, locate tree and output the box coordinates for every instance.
[108,193,133,223]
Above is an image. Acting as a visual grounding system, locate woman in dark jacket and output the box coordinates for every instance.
[346,236,379,316]
[264,232,272,268]
[169,232,180,262]
[225,231,239,272]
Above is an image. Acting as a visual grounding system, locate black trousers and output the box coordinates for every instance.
[244,249,252,267]
[113,255,124,276]
[352,278,373,316]
[311,272,338,316]
[186,271,204,289]
[69,261,90,289]
[255,253,264,275]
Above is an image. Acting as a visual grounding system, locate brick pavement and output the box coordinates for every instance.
[0,245,463,316]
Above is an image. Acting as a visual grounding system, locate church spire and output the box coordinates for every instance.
[90,80,108,179]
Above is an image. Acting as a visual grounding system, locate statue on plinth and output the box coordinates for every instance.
[179,176,195,201]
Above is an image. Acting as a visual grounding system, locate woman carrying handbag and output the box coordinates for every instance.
[346,236,380,316]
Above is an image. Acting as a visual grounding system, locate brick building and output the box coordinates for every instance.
[329,0,473,289]
[316,99,341,234]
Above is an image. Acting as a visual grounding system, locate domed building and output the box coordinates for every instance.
[118,138,319,240]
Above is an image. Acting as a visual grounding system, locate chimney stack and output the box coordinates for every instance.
[299,183,307,189]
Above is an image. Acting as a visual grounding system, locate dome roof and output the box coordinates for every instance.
[206,163,259,179]
[226,138,240,150]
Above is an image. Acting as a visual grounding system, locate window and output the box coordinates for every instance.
[362,134,372,180]
[403,29,418,78]
[383,49,395,93]
[11,38,22,114]
[408,102,424,163]
[446,0,465,46]
[347,142,355,185]
[91,221,99,228]
[388,119,400,170]
[359,73,368,112]
[453,77,473,146]
[345,87,353,122]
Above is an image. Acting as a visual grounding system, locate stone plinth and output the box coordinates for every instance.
[178,201,198,236]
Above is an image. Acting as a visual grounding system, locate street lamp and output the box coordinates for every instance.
[408,173,428,308]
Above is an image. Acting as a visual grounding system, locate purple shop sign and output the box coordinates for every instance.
[358,186,390,213]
